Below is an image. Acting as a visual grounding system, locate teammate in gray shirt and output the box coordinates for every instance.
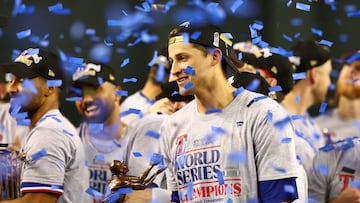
[315,50,360,143]
[0,47,90,203]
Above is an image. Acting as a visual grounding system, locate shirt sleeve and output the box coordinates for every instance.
[258,177,298,203]
[20,127,72,195]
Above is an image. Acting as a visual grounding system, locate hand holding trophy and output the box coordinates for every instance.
[102,153,166,203]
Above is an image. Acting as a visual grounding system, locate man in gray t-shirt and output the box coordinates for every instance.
[0,47,90,203]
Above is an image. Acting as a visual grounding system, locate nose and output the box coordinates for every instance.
[170,62,182,79]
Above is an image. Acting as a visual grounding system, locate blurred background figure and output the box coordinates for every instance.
[314,50,360,143]
[120,49,170,125]
[233,41,294,102]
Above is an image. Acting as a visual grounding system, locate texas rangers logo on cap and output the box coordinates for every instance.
[14,49,43,67]
[72,63,101,81]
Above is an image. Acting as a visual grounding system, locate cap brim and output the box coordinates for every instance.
[72,76,102,87]
[0,62,39,79]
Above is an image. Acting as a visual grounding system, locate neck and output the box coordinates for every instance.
[195,75,236,114]
[29,97,59,130]
[337,96,360,119]
[282,84,314,115]
[141,80,162,101]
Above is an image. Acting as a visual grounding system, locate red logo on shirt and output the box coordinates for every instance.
[176,134,187,155]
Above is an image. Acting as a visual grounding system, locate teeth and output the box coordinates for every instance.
[85,105,97,112]
[178,78,186,82]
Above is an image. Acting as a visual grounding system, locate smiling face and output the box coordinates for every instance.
[168,43,215,96]
[74,81,119,124]
[336,59,360,99]
[8,75,47,117]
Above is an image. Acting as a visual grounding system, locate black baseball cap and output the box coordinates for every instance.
[156,81,195,102]
[168,22,240,78]
[241,52,294,94]
[230,72,271,96]
[289,40,331,73]
[0,48,65,83]
[71,62,118,87]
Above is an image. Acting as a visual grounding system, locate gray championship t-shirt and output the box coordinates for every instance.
[120,91,155,125]
[308,137,360,202]
[20,109,90,203]
[160,90,299,202]
[315,108,360,142]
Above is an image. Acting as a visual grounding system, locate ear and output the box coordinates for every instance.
[45,86,55,97]
[268,77,278,87]
[308,68,317,84]
[210,48,222,66]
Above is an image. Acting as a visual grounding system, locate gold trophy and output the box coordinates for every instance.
[102,154,166,203]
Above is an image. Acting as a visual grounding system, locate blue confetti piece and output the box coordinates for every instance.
[279,137,292,144]
[190,32,201,40]
[286,0,292,7]
[252,36,262,45]
[22,79,37,94]
[311,28,323,37]
[227,198,233,203]
[85,28,96,35]
[68,56,84,64]
[112,140,122,148]
[223,33,233,40]
[251,22,264,31]
[30,148,47,161]
[145,130,160,139]
[115,90,128,96]
[27,48,39,55]
[88,123,103,133]
[296,2,310,11]
[269,86,282,92]
[116,187,133,195]
[248,24,258,39]
[50,185,63,190]
[284,185,295,193]
[246,78,260,91]
[217,171,224,185]
[185,182,194,200]
[16,29,31,39]
[211,126,226,134]
[65,97,82,102]
[128,38,142,47]
[282,34,293,42]
[182,33,189,44]
[319,39,333,47]
[46,80,62,87]
[97,77,104,85]
[17,119,30,126]
[150,153,164,165]
[57,160,65,169]
[120,57,130,68]
[319,102,327,113]
[147,51,158,67]
[267,110,273,122]
[318,163,328,175]
[233,87,245,97]
[122,78,138,83]
[205,108,222,114]
[94,154,105,161]
[184,82,193,90]
[295,95,300,103]
[352,179,360,189]
[352,121,360,131]
[347,11,360,17]
[120,108,144,118]
[345,52,360,64]
[293,72,306,80]
[63,129,74,137]
[270,164,287,173]
[328,83,336,91]
[156,63,166,83]
[273,116,292,130]
[133,152,142,157]
[237,52,243,60]
[183,66,196,75]
[253,95,268,102]
[107,19,122,26]
[228,151,247,164]
[86,187,103,200]
[231,0,243,13]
